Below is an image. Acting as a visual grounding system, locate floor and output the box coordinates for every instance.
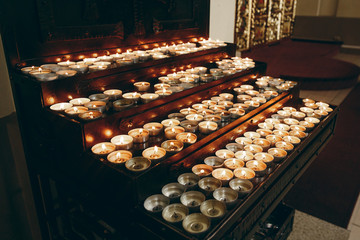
[288,52,360,240]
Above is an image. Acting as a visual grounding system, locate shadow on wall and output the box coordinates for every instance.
[293,16,360,47]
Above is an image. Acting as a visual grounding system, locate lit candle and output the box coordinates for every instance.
[142,146,166,161]
[212,168,234,185]
[161,140,184,154]
[219,93,234,101]
[291,111,306,120]
[299,120,315,131]
[234,150,254,161]
[128,128,150,143]
[256,129,273,137]
[234,137,252,147]
[233,167,255,180]
[202,100,217,106]
[78,110,102,121]
[215,149,235,159]
[244,144,263,154]
[91,142,116,156]
[289,130,307,139]
[134,82,151,92]
[185,114,204,122]
[273,130,289,137]
[254,153,274,166]
[84,101,107,113]
[258,122,274,130]
[192,103,208,110]
[275,141,294,152]
[161,119,180,128]
[209,105,226,111]
[64,106,88,116]
[122,92,141,102]
[21,66,40,74]
[107,150,132,164]
[143,122,163,136]
[110,135,134,150]
[57,60,75,66]
[164,126,185,139]
[192,164,213,177]
[265,118,280,125]
[69,98,91,106]
[304,117,320,125]
[274,123,291,131]
[198,121,218,134]
[268,148,287,162]
[69,64,89,73]
[246,160,267,176]
[176,132,197,144]
[283,118,300,126]
[266,134,283,146]
[244,131,261,140]
[155,89,172,97]
[237,95,252,103]
[154,83,170,91]
[180,108,197,115]
[103,89,122,100]
[252,138,271,152]
[50,102,73,112]
[224,158,244,170]
[218,101,233,109]
[140,93,159,104]
[56,69,77,77]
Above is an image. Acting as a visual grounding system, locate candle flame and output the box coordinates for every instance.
[119,136,124,144]
[101,144,106,150]
[171,128,175,133]
[116,152,121,159]
[154,146,158,153]
[200,169,205,174]
[139,129,143,134]
[241,170,246,177]
[73,107,78,112]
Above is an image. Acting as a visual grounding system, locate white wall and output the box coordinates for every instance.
[0,34,15,118]
[296,0,339,17]
[209,0,236,43]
